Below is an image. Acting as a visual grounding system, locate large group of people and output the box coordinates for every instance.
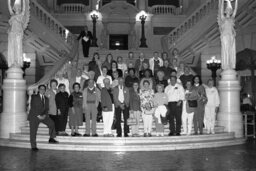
[28,51,220,151]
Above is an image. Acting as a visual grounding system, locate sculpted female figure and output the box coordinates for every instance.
[218,0,238,70]
[7,0,29,67]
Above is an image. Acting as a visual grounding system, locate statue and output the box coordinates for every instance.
[7,0,30,68]
[218,0,238,70]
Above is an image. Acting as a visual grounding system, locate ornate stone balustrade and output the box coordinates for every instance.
[30,0,75,47]
[59,3,89,14]
[149,5,182,15]
[166,0,218,49]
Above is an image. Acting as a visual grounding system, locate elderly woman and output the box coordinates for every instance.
[192,75,207,135]
[204,79,220,134]
[140,69,154,90]
[129,82,141,137]
[182,80,198,135]
[68,83,83,136]
[140,80,155,137]
[117,56,128,76]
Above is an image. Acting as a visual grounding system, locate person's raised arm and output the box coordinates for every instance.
[8,0,14,15]
[232,0,238,18]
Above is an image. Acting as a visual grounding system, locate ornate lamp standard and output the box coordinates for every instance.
[206,56,221,86]
[90,11,99,47]
[139,13,148,48]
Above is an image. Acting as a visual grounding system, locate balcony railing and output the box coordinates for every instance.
[59,3,90,14]
[149,5,182,15]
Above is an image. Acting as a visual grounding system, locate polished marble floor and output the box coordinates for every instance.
[0,140,256,171]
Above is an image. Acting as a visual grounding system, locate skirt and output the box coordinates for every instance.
[69,107,83,127]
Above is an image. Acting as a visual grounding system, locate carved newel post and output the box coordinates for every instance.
[0,0,30,138]
[217,0,243,138]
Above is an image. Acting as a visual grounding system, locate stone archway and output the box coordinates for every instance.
[99,0,139,49]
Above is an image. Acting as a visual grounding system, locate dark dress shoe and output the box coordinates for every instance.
[168,132,174,136]
[117,134,122,137]
[92,134,98,137]
[75,133,82,136]
[71,133,76,137]
[49,138,59,144]
[124,134,129,137]
[176,133,181,136]
[31,147,39,151]
[143,133,147,137]
[148,133,152,137]
[83,134,90,137]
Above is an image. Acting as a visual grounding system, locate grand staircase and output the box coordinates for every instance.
[162,0,256,66]
[0,122,245,151]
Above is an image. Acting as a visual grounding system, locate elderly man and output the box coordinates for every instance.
[165,76,185,136]
[180,66,194,89]
[83,79,101,137]
[113,77,130,137]
[101,78,115,137]
[149,51,163,76]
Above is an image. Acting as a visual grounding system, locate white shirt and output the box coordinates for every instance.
[96,75,112,88]
[118,63,127,75]
[76,76,81,83]
[205,87,220,107]
[118,86,125,103]
[164,83,185,102]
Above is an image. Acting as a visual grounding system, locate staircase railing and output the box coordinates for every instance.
[149,5,182,15]
[161,0,218,52]
[30,0,74,49]
[27,0,79,92]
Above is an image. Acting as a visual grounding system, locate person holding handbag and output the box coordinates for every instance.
[129,82,141,137]
[140,80,155,137]
[153,84,168,136]
[182,80,198,135]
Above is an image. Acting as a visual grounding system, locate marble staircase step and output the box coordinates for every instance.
[20,126,225,135]
[0,137,245,151]
[10,132,235,144]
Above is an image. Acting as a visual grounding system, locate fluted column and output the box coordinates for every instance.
[217,69,243,138]
[0,67,27,138]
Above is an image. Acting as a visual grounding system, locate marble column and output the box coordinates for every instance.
[0,66,27,138]
[217,69,243,138]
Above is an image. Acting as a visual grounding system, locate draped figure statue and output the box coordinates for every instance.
[218,0,238,70]
[7,0,30,68]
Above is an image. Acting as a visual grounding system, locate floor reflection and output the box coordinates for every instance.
[0,141,255,171]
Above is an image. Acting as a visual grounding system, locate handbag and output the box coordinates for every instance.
[188,100,197,108]
[160,115,168,125]
[127,111,138,126]
[111,119,117,130]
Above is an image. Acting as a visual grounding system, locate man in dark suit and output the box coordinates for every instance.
[113,77,130,137]
[28,85,58,151]
[77,25,93,58]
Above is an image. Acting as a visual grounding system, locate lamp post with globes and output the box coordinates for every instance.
[90,11,99,47]
[206,56,221,86]
[139,13,148,48]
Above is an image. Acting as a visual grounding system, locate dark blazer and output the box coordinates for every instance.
[101,88,113,112]
[77,30,93,45]
[28,94,49,121]
[55,92,69,114]
[113,86,130,107]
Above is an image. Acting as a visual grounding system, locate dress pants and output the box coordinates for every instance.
[193,104,205,134]
[131,111,141,135]
[102,104,115,135]
[57,111,68,132]
[142,113,153,134]
[85,103,98,135]
[49,115,58,132]
[115,105,129,135]
[168,102,182,134]
[82,42,90,57]
[204,106,216,134]
[29,116,56,148]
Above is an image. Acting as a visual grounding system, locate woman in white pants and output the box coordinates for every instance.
[182,80,198,135]
[140,80,155,137]
[204,79,220,134]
